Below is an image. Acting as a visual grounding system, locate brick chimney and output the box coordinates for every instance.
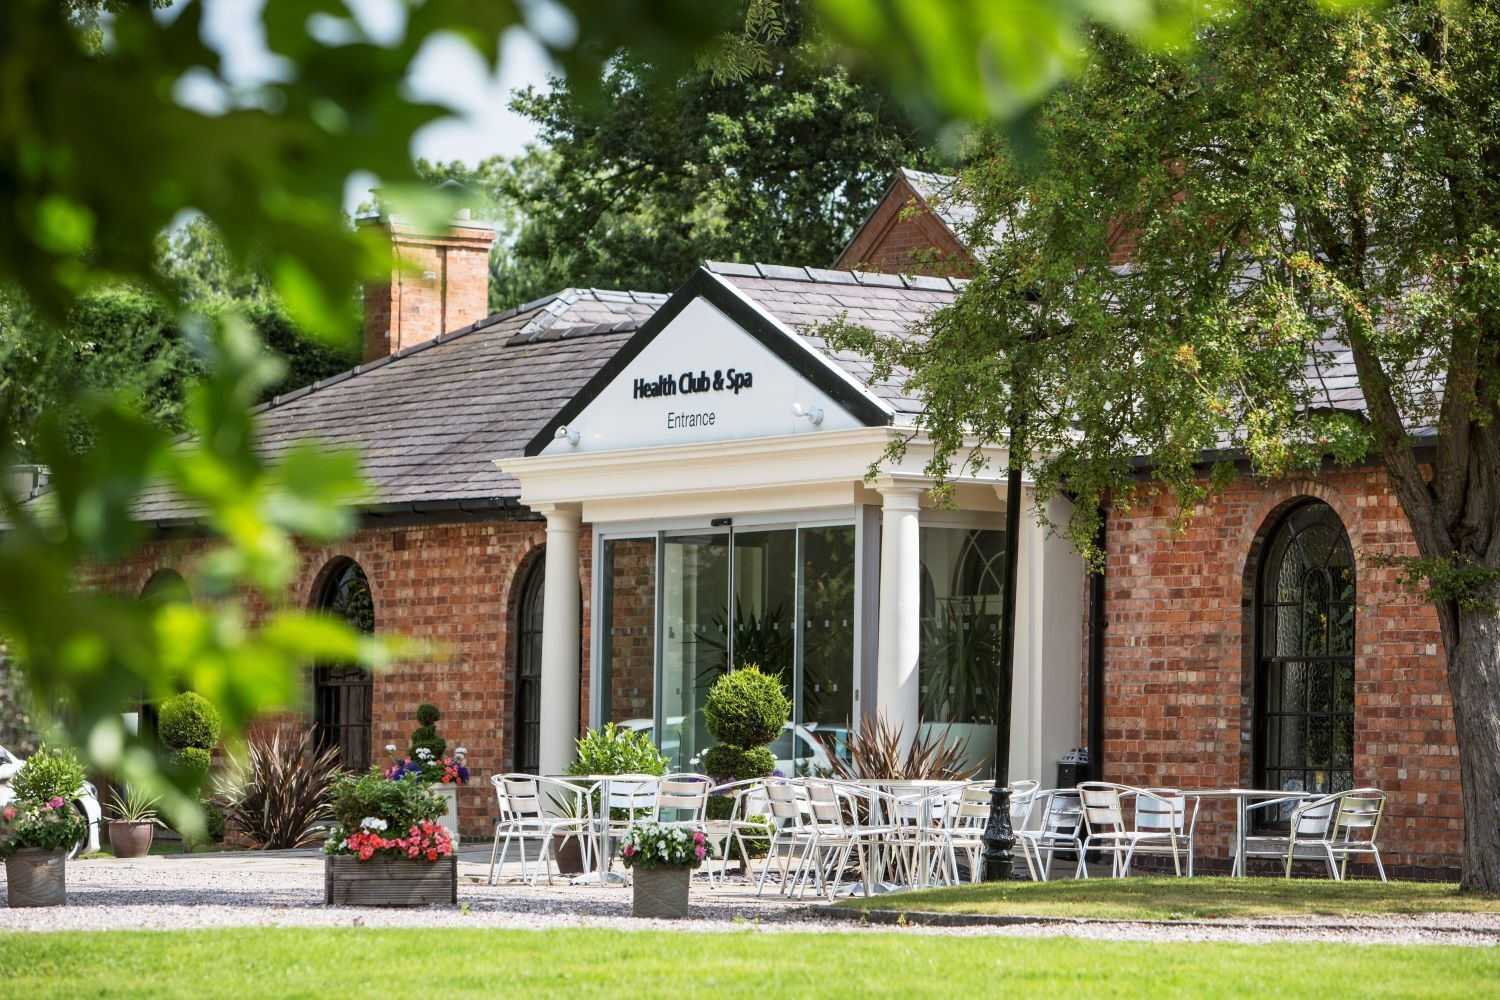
[361,216,497,362]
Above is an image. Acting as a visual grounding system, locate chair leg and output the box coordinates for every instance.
[754,830,782,897]
[488,825,504,885]
[1373,849,1387,883]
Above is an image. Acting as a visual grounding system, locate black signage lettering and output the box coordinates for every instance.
[632,366,754,402]
[666,411,717,430]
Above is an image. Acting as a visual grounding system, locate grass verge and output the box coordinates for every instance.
[831,876,1500,920]
[0,928,1497,999]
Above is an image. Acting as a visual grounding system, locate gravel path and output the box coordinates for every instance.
[1,850,1497,947]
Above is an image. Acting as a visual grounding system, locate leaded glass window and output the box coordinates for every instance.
[1255,501,1356,807]
[312,559,374,772]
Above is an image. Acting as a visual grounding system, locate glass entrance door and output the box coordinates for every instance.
[659,532,731,770]
[631,523,858,772]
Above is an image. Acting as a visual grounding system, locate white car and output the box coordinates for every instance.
[0,744,102,859]
[617,718,839,776]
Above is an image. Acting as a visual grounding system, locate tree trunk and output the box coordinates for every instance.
[1446,603,1500,893]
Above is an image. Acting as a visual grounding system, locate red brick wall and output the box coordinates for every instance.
[834,182,973,277]
[599,538,657,723]
[1097,469,1460,876]
[92,515,599,840]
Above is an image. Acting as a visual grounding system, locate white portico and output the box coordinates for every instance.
[499,263,1084,781]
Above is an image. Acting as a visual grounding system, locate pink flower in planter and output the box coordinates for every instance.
[47,796,64,809]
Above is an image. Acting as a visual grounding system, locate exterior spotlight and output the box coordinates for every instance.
[555,425,581,446]
[791,403,825,426]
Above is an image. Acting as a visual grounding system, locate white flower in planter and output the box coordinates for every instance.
[359,817,388,832]
[385,744,397,753]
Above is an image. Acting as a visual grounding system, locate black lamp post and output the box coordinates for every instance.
[981,429,1024,881]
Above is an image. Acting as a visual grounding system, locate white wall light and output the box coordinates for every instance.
[791,402,825,426]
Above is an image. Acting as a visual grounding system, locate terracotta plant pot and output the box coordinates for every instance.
[551,833,586,875]
[108,820,155,858]
[631,865,692,919]
[6,848,67,908]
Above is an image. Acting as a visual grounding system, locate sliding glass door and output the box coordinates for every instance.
[604,522,857,771]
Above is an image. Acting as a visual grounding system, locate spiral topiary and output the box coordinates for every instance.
[408,702,447,761]
[158,692,222,752]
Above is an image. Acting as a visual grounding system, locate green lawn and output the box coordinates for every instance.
[833,877,1500,921]
[0,928,1495,998]
[0,929,1494,995]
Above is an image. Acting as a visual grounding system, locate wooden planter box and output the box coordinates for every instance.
[631,865,692,919]
[324,855,458,907]
[6,848,66,908]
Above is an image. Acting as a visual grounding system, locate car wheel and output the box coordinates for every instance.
[67,800,92,860]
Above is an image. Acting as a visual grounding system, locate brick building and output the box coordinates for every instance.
[97,179,1461,877]
[838,174,1460,878]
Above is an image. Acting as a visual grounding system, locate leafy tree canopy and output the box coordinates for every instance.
[837,0,1500,890]
[434,2,941,305]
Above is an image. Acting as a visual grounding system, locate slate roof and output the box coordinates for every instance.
[128,288,666,523]
[703,262,962,417]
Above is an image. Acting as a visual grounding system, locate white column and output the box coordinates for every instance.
[875,482,924,745]
[536,504,582,777]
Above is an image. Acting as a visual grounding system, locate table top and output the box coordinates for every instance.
[1187,788,1317,799]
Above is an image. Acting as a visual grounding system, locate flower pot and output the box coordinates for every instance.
[551,832,586,875]
[429,783,459,844]
[108,820,155,859]
[631,865,692,919]
[324,854,457,907]
[6,848,66,908]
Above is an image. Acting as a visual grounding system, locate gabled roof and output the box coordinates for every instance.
[703,261,963,419]
[128,289,666,523]
[524,263,963,455]
[898,168,977,236]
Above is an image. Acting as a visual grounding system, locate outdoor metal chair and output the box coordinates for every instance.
[1076,782,1191,877]
[755,779,819,897]
[1124,787,1200,876]
[1242,788,1387,881]
[487,774,592,886]
[1015,788,1084,881]
[927,779,1041,883]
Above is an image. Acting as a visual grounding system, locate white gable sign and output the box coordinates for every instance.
[540,296,870,454]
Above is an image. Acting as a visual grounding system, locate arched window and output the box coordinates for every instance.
[1254,501,1356,802]
[513,557,546,775]
[312,558,374,772]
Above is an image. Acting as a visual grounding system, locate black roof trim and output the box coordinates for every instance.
[523,268,892,456]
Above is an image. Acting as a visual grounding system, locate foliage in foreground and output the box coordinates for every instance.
[0,927,1498,999]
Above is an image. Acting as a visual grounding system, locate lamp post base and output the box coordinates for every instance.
[981,785,1015,882]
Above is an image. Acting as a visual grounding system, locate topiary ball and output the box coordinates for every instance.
[701,743,776,783]
[703,666,791,749]
[158,692,223,751]
[170,747,212,786]
[415,703,440,726]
